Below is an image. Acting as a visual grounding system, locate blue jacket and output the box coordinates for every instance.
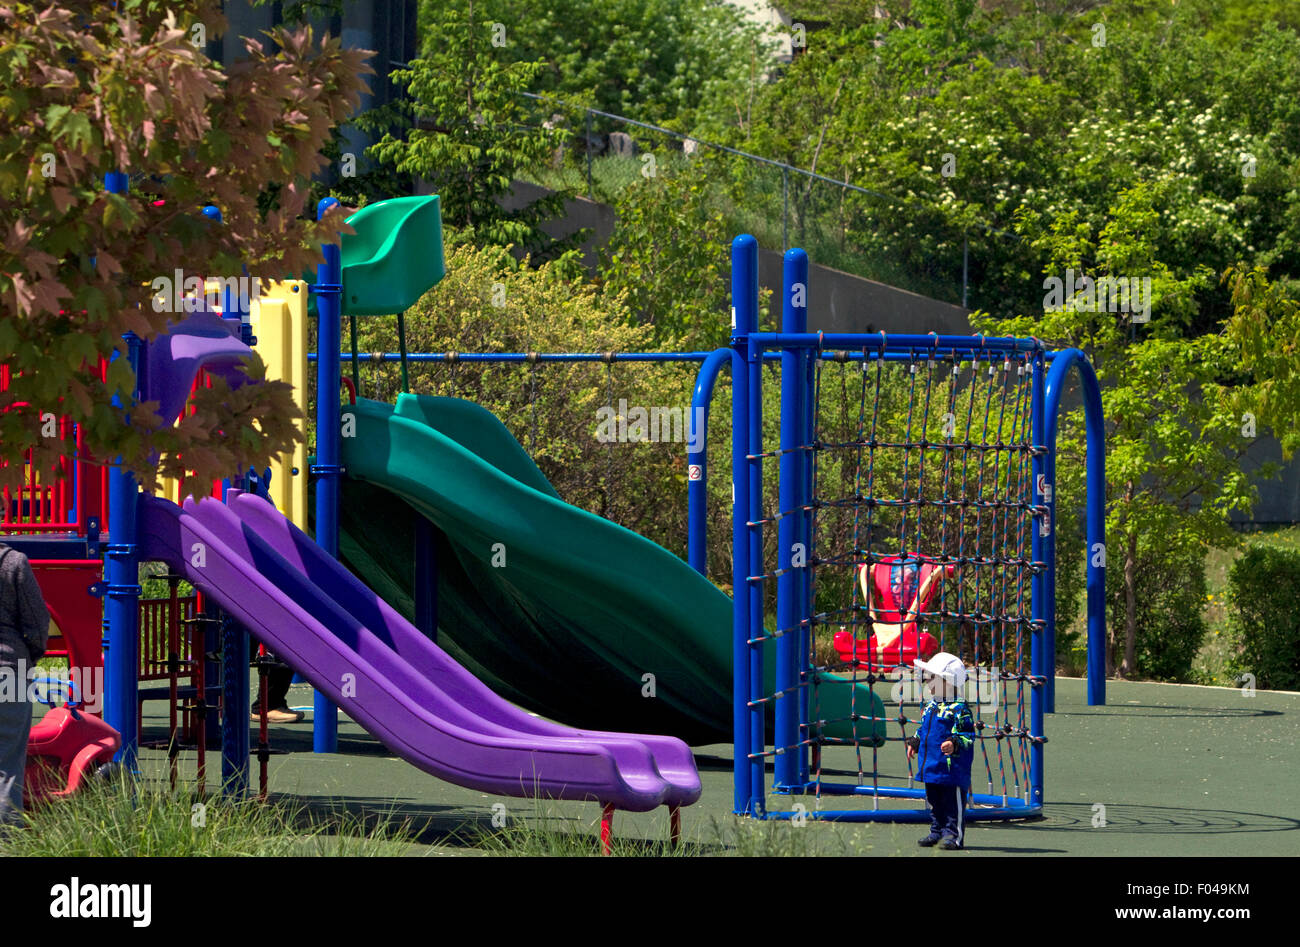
[912,699,976,788]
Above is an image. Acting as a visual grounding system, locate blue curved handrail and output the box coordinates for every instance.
[1044,348,1107,707]
[687,348,733,574]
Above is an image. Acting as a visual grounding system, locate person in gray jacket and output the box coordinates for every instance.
[0,543,51,827]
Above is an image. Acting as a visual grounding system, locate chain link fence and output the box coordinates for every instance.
[516,92,1026,312]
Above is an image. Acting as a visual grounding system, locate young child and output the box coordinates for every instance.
[905,652,975,850]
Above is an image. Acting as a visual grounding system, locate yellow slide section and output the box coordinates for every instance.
[249,280,310,530]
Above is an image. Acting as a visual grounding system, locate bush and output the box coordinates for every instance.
[1108,539,1208,682]
[1226,545,1300,691]
[347,239,700,556]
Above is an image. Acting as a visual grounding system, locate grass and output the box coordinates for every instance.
[0,773,419,857]
[454,800,857,856]
[459,804,689,857]
[3,776,873,856]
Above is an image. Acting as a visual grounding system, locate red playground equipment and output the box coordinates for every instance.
[833,553,954,668]
[24,681,121,807]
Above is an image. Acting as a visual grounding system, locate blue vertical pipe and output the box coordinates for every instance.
[102,170,141,771]
[774,249,807,789]
[1044,349,1107,707]
[799,275,815,786]
[312,197,343,753]
[790,249,811,785]
[1046,445,1057,714]
[687,348,732,575]
[221,613,250,794]
[1084,382,1107,708]
[414,516,437,641]
[740,242,766,815]
[1029,350,1046,806]
[730,236,756,815]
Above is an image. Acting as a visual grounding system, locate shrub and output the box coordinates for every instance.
[1225,545,1300,691]
[1107,539,1208,682]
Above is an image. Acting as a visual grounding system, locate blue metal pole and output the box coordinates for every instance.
[1046,445,1057,714]
[747,337,764,814]
[731,235,756,815]
[1045,349,1107,707]
[747,332,1041,353]
[688,348,732,575]
[795,308,806,785]
[1030,350,1046,807]
[774,248,807,790]
[312,197,343,753]
[740,245,766,816]
[102,171,141,772]
[1083,368,1107,708]
[792,251,814,787]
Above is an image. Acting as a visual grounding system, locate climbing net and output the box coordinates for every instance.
[737,334,1049,822]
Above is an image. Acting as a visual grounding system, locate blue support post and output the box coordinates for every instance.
[790,249,811,785]
[1029,350,1046,807]
[221,613,250,794]
[1046,444,1057,714]
[312,197,343,753]
[1045,350,1107,707]
[799,289,815,786]
[102,171,141,772]
[414,517,437,641]
[774,249,807,790]
[735,237,766,815]
[687,348,732,575]
[730,236,757,815]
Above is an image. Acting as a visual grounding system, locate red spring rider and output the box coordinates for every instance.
[834,553,954,669]
[25,677,121,808]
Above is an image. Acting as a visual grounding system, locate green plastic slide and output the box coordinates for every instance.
[341,195,445,316]
[338,394,886,747]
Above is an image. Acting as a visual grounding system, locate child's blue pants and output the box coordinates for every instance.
[925,782,968,847]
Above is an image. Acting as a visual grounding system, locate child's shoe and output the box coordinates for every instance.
[918,833,942,847]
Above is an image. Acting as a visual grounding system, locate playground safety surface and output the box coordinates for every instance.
[121,675,1296,856]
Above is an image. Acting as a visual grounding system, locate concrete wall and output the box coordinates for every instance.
[756,252,972,335]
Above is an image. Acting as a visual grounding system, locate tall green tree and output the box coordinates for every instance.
[365,1,576,261]
[417,0,765,129]
[974,181,1260,678]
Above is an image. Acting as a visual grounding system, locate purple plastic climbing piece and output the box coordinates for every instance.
[144,311,252,425]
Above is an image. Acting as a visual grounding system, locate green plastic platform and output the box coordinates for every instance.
[340,195,445,316]
[337,393,887,746]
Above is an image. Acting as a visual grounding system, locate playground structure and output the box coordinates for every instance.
[2,174,1104,839]
[724,237,1105,821]
[329,238,1106,824]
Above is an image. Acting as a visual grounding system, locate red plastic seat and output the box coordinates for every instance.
[25,696,120,808]
[834,553,953,669]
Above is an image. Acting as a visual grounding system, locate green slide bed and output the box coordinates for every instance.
[338,394,885,747]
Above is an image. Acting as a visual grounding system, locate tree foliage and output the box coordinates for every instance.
[417,0,766,129]
[0,2,371,493]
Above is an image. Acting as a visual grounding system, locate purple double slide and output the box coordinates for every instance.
[136,491,701,812]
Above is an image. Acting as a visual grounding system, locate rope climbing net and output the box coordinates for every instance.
[735,332,1050,822]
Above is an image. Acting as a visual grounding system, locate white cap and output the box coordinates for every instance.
[913,652,967,688]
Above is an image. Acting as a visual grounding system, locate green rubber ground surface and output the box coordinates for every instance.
[336,394,885,746]
[126,675,1299,856]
